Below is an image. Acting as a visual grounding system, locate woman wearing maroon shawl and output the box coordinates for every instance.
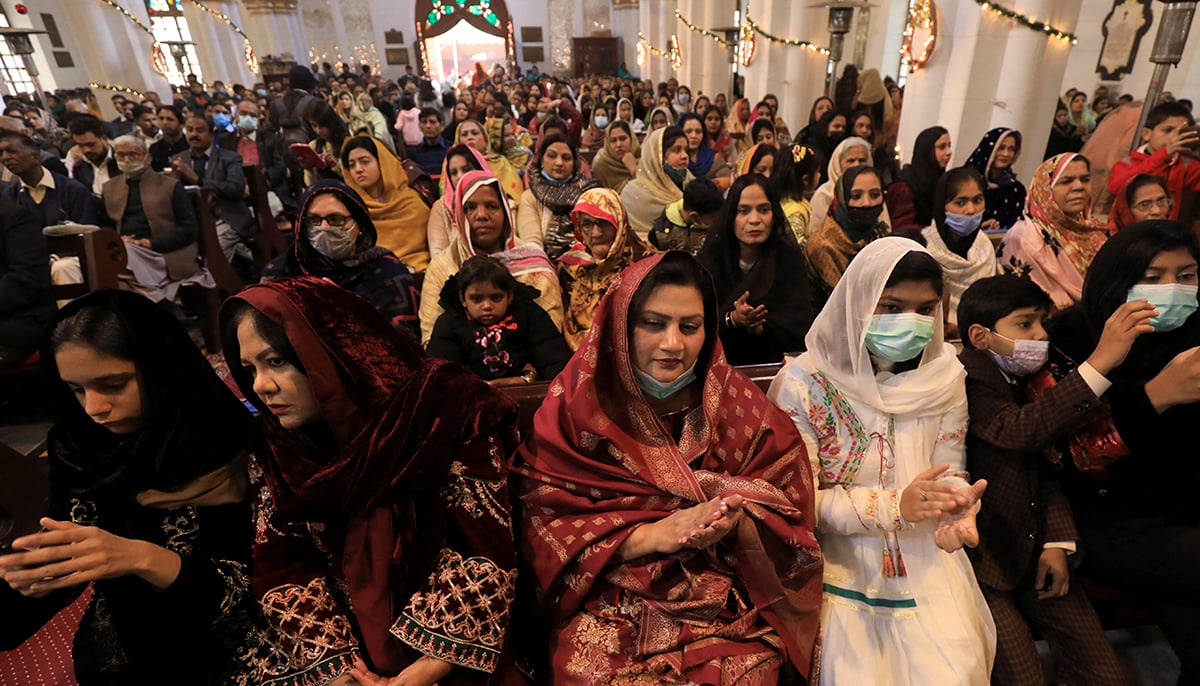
[218,277,521,686]
[514,251,824,685]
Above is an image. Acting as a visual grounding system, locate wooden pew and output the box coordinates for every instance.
[44,228,128,301]
[243,164,289,273]
[185,188,244,353]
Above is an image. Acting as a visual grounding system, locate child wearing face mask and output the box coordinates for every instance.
[956,275,1151,686]
[922,167,997,339]
[426,255,570,386]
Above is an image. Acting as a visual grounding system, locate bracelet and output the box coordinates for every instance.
[724,311,737,329]
[522,370,536,384]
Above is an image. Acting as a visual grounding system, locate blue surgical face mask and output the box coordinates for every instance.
[540,168,568,185]
[593,115,609,129]
[1127,283,1198,331]
[236,115,258,131]
[865,313,936,363]
[634,362,698,400]
[944,211,983,237]
[213,112,232,128]
[256,88,268,97]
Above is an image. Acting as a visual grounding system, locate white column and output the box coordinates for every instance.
[742,2,828,131]
[80,0,172,96]
[896,0,1083,182]
[610,1,639,71]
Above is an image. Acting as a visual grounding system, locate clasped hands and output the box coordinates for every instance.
[899,464,988,553]
[619,494,747,560]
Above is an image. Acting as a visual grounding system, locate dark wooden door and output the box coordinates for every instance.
[573,37,621,77]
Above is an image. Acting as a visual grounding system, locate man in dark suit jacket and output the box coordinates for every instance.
[220,99,297,213]
[170,117,256,261]
[0,201,54,368]
[958,275,1138,686]
[67,115,121,197]
[0,131,97,227]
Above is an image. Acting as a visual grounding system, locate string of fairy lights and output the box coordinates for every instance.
[88,82,146,99]
[636,32,681,71]
[93,0,259,83]
[976,0,1078,44]
[188,0,260,73]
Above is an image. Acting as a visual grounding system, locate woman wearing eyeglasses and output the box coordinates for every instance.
[262,179,420,339]
[1109,174,1174,231]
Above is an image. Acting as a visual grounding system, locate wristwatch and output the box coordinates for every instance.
[522,370,537,384]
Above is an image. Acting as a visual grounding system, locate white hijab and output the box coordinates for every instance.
[808,137,892,234]
[800,237,965,417]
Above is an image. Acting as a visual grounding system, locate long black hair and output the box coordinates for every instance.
[697,173,802,305]
[1059,220,1200,381]
[45,290,252,498]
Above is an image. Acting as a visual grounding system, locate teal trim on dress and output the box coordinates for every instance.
[823,583,918,608]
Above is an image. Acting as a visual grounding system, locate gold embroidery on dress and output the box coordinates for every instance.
[258,577,358,678]
[161,506,199,555]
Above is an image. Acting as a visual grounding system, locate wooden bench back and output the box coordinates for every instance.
[45,228,127,301]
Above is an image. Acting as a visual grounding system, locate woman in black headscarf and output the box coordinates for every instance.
[697,173,813,365]
[1047,220,1200,683]
[262,178,420,339]
[0,290,257,684]
[887,126,952,233]
[1044,101,1083,159]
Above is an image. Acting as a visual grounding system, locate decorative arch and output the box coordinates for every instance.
[414,0,515,78]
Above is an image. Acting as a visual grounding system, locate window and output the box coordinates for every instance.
[145,0,203,87]
[0,11,37,96]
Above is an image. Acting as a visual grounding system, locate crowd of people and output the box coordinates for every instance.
[0,56,1198,686]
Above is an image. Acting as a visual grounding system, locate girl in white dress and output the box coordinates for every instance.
[769,237,996,684]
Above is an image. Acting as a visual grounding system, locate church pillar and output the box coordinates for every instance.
[896,0,1082,182]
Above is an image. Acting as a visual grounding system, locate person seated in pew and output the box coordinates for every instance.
[0,114,68,184]
[220,98,297,216]
[957,274,1138,686]
[557,186,656,351]
[420,171,562,344]
[0,131,96,227]
[66,115,120,197]
[427,255,569,385]
[698,174,813,366]
[647,176,723,253]
[769,238,995,684]
[169,117,256,263]
[262,179,419,340]
[100,135,213,303]
[220,277,521,686]
[0,202,53,368]
[148,104,188,172]
[514,251,823,685]
[0,290,258,682]
[1046,220,1200,683]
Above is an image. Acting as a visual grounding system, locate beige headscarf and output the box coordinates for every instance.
[619,127,694,237]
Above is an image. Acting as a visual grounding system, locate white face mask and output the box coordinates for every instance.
[307,225,357,260]
[117,160,146,176]
[988,332,1049,377]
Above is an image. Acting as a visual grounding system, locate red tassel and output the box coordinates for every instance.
[883,547,896,577]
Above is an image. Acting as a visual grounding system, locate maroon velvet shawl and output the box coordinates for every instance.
[513,253,824,678]
[224,277,519,675]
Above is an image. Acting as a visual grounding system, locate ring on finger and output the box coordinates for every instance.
[919,491,928,502]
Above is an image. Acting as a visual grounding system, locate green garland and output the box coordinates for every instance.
[746,15,829,55]
[976,0,1078,44]
[674,9,731,46]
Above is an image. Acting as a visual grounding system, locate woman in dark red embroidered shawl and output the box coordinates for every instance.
[218,277,521,686]
[514,251,824,685]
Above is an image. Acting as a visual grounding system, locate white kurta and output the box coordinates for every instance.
[770,360,996,685]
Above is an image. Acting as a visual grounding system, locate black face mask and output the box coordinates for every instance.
[845,203,884,240]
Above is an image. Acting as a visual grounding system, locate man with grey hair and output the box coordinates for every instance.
[99,133,212,302]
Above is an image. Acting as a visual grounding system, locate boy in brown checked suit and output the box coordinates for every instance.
[957,275,1155,685]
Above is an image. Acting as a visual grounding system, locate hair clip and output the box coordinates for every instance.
[792,145,807,163]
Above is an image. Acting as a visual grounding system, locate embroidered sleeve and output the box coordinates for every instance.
[391,430,519,673]
[933,392,970,473]
[769,369,902,535]
[249,456,360,686]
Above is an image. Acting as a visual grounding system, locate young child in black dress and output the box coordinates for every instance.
[427,255,571,386]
